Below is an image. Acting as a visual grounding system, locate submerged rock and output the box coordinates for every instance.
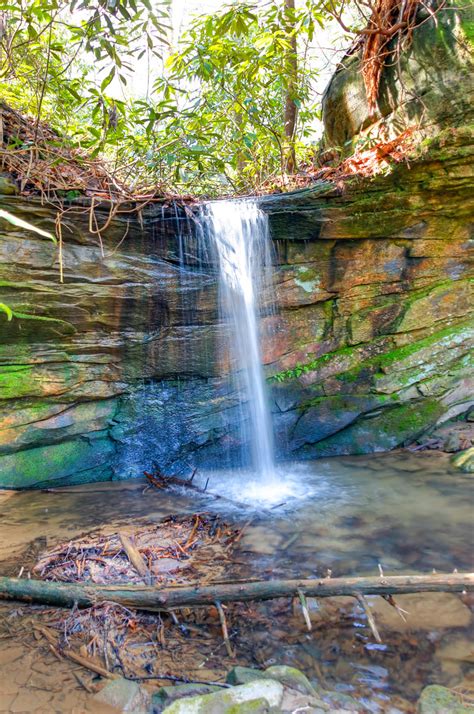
[417,684,471,713]
[319,691,363,712]
[94,677,150,713]
[366,593,472,631]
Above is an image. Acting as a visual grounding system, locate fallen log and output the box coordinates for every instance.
[0,572,472,611]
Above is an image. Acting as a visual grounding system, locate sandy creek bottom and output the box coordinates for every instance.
[0,450,472,713]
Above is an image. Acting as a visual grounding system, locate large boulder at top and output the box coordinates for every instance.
[322,0,474,147]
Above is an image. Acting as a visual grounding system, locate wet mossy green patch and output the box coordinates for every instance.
[0,435,116,488]
[298,398,447,457]
[0,364,35,400]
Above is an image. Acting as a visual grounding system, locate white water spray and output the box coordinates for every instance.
[204,200,276,482]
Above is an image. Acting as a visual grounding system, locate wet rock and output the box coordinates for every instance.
[94,677,150,713]
[280,686,329,712]
[435,634,474,680]
[443,432,465,453]
[321,691,365,712]
[151,684,221,713]
[226,667,268,686]
[161,680,284,714]
[264,665,317,697]
[417,684,471,713]
[368,593,472,631]
[451,447,474,473]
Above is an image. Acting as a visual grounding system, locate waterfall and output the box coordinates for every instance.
[203,200,276,481]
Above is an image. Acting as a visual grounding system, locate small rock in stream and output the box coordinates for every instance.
[416,684,471,713]
[94,677,150,713]
[265,665,318,697]
[451,447,474,473]
[227,664,317,697]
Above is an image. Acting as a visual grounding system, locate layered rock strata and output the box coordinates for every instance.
[0,3,472,487]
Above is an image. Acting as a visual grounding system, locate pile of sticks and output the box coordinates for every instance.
[33,514,239,586]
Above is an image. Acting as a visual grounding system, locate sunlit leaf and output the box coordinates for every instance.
[0,209,56,243]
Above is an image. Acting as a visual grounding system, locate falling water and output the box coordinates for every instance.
[203,200,276,481]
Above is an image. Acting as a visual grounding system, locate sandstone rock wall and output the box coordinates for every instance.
[0,124,472,488]
[263,128,473,459]
[0,3,473,487]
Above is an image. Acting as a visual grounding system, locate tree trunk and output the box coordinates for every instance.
[0,573,472,612]
[283,0,297,173]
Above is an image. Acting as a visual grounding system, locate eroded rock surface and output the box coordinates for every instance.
[0,3,473,487]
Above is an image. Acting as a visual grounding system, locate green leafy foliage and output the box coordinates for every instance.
[0,209,56,242]
[0,0,339,196]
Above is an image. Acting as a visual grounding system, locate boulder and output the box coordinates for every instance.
[161,680,284,714]
[322,1,474,147]
[151,683,221,713]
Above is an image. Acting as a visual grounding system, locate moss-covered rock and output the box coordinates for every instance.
[152,684,221,714]
[451,447,474,473]
[161,680,284,714]
[417,684,471,713]
[322,0,474,147]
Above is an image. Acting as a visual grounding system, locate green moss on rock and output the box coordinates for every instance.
[0,436,116,488]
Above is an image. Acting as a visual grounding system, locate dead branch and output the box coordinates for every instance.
[33,624,116,679]
[119,533,152,585]
[1,572,472,612]
[144,467,256,511]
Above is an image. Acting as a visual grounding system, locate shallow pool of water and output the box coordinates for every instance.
[0,449,472,712]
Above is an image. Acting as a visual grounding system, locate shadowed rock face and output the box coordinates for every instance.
[0,8,473,488]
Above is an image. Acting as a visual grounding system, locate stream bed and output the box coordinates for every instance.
[0,449,472,712]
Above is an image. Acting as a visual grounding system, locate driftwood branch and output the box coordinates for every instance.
[119,533,152,585]
[144,468,250,510]
[0,573,472,612]
[33,624,116,679]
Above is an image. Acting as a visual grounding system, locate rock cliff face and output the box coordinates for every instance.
[0,4,472,487]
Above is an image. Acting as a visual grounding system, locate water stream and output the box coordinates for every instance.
[201,200,276,484]
[1,451,472,710]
